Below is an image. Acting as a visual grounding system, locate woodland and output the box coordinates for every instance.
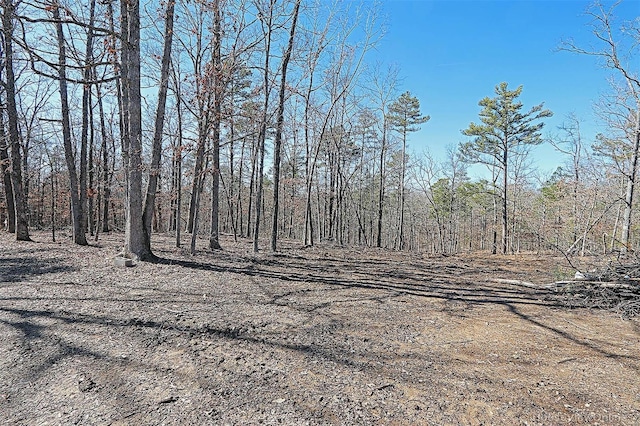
[0,0,636,261]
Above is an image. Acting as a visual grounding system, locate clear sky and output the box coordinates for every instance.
[371,0,639,180]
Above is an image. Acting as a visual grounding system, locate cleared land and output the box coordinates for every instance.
[0,232,639,425]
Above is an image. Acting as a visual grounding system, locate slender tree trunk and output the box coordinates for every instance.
[572,159,579,244]
[20,135,29,224]
[398,128,406,250]
[491,168,499,255]
[188,111,210,243]
[235,136,245,240]
[188,28,213,255]
[246,133,257,238]
[271,0,300,252]
[143,0,175,252]
[88,97,95,236]
[0,104,15,233]
[611,178,623,252]
[170,100,184,247]
[187,173,198,234]
[189,123,208,254]
[302,76,315,246]
[79,0,96,240]
[328,150,336,241]
[621,112,640,253]
[253,0,274,253]
[96,84,111,233]
[227,119,236,239]
[53,4,86,245]
[50,169,55,242]
[502,149,508,254]
[376,121,387,248]
[189,182,201,255]
[209,0,222,251]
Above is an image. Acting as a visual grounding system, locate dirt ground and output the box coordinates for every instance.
[0,231,639,425]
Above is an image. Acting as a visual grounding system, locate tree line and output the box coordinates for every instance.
[0,0,638,260]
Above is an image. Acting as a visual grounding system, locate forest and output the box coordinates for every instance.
[0,0,636,261]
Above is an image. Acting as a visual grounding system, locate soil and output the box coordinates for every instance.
[1,231,639,425]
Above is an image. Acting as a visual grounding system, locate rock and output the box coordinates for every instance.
[158,396,179,404]
[114,256,135,267]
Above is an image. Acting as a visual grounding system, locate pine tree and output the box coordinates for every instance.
[387,91,429,249]
[460,82,552,254]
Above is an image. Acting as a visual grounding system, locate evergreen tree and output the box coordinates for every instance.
[460,82,552,254]
[387,91,429,249]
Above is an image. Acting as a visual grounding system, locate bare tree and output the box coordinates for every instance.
[78,0,97,242]
[301,2,381,247]
[169,59,184,248]
[550,114,592,249]
[366,63,399,248]
[142,0,175,252]
[562,1,639,252]
[51,2,87,245]
[252,0,276,253]
[271,0,300,252]
[2,0,30,240]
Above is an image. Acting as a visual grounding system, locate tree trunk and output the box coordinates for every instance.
[79,0,96,240]
[502,148,508,254]
[271,0,300,252]
[143,0,175,252]
[253,0,274,253]
[209,0,222,251]
[188,103,210,244]
[246,133,257,238]
[50,167,55,242]
[121,0,151,260]
[235,136,245,240]
[189,124,207,255]
[376,121,387,248]
[0,105,15,233]
[621,112,640,252]
[398,128,406,250]
[492,176,498,255]
[2,0,29,241]
[52,4,85,245]
[303,79,314,246]
[88,97,95,236]
[172,65,183,248]
[96,84,111,233]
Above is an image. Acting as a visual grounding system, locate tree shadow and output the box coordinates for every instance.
[0,256,75,283]
[153,253,560,309]
[0,305,371,381]
[505,302,639,367]
[148,251,640,371]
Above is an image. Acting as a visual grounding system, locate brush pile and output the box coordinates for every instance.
[550,261,640,318]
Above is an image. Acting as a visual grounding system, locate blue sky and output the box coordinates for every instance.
[371,0,639,180]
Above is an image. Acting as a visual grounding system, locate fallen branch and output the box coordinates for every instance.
[493,278,539,288]
[549,278,640,318]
